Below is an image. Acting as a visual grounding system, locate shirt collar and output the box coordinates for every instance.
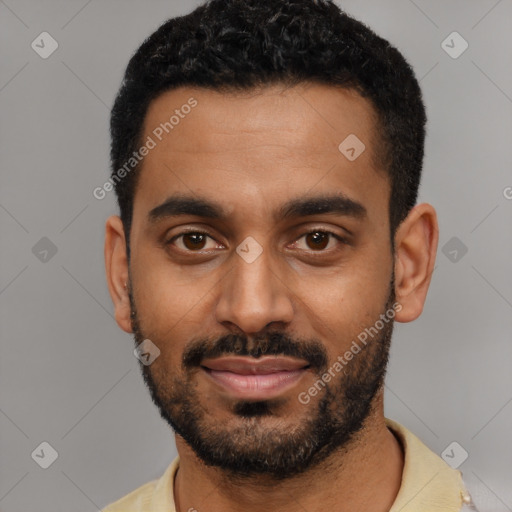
[386,418,468,512]
[149,418,469,511]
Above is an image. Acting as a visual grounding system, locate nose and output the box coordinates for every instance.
[214,245,294,335]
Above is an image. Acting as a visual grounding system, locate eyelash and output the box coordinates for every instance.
[165,229,348,255]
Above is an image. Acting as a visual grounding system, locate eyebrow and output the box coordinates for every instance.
[147,192,367,223]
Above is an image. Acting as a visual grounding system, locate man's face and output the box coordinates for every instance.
[127,83,395,477]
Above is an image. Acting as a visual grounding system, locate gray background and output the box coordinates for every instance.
[1,0,511,510]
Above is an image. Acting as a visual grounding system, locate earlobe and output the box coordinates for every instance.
[393,203,439,323]
[104,215,133,333]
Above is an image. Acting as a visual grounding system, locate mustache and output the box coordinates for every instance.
[182,332,328,372]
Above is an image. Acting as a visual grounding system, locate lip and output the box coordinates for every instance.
[201,355,310,400]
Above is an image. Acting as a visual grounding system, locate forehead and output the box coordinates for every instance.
[133,82,389,224]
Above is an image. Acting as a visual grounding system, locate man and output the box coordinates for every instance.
[103,0,476,510]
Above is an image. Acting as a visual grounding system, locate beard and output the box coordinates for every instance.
[129,284,396,481]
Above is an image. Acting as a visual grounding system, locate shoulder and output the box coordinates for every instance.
[102,457,179,511]
[102,478,158,511]
[385,418,473,512]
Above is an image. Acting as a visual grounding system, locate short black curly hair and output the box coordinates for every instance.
[110,0,426,250]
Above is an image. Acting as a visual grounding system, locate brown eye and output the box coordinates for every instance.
[305,231,330,251]
[167,231,221,252]
[182,233,207,250]
[292,230,346,254]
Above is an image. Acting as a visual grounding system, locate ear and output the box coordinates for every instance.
[393,203,439,323]
[104,215,133,333]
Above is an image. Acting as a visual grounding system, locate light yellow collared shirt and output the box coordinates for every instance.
[102,418,474,511]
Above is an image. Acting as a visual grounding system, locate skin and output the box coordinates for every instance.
[105,82,438,512]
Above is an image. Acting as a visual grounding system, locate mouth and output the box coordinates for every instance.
[200,355,310,400]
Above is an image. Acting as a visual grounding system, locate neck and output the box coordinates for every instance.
[174,393,404,512]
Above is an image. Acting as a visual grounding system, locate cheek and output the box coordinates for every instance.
[296,257,392,349]
[129,256,200,360]
[131,242,195,313]
[130,256,240,379]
